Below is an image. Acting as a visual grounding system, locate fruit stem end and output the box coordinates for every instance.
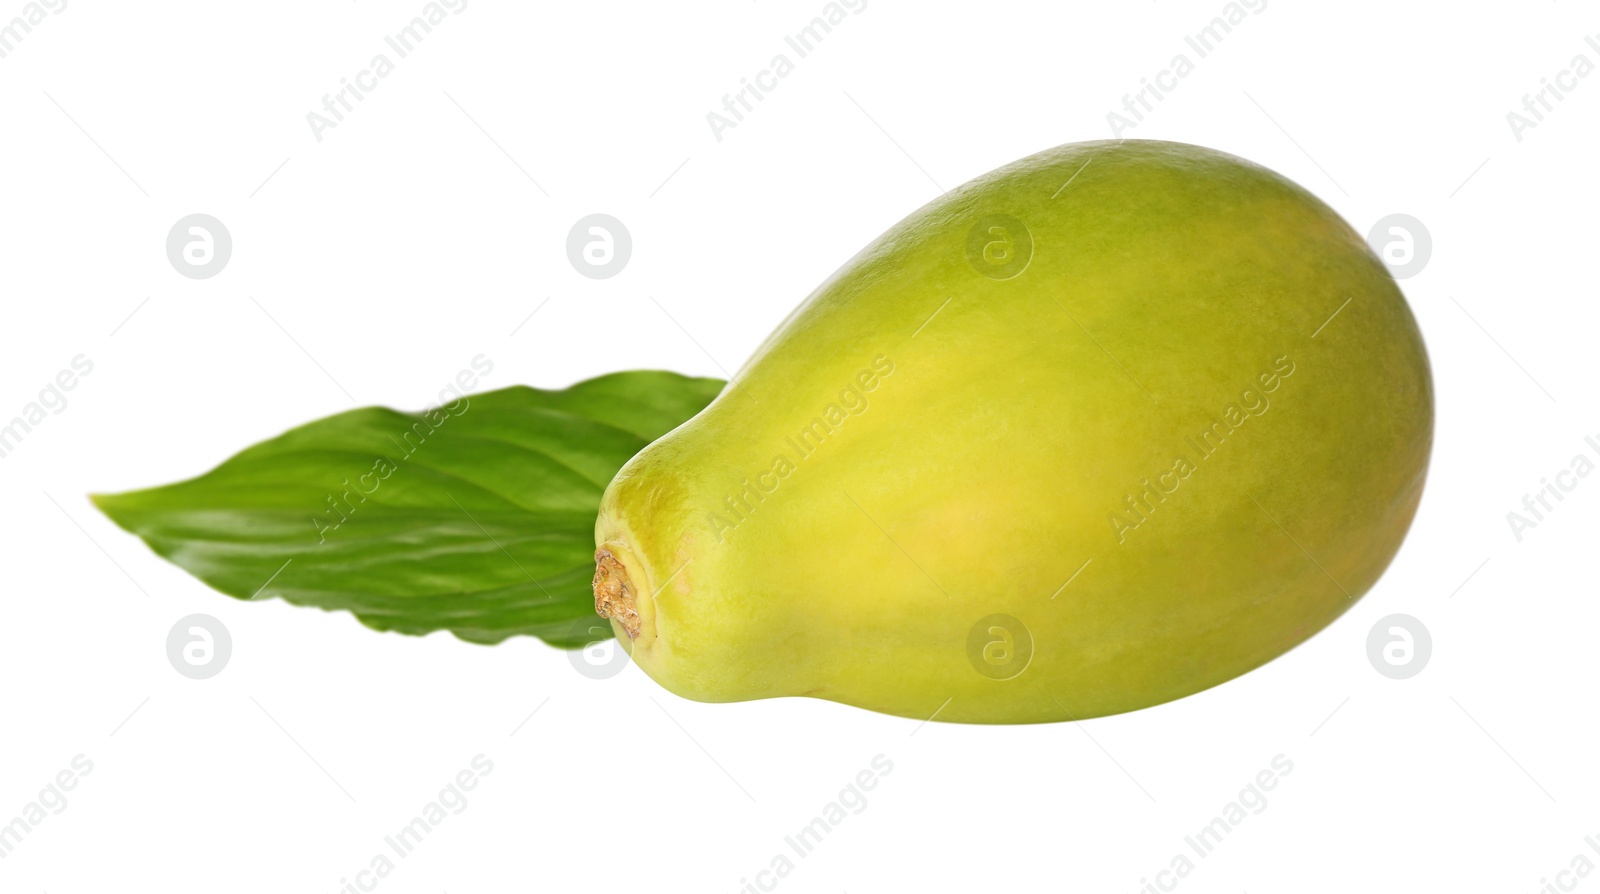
[593,548,640,639]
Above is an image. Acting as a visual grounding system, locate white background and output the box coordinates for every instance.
[2,1,1597,891]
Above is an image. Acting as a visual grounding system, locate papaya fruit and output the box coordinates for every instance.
[592,139,1432,723]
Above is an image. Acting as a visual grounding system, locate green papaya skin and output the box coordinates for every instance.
[593,140,1432,724]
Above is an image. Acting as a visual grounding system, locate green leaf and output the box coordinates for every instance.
[92,371,723,648]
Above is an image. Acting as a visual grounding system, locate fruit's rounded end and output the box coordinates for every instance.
[593,547,640,640]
